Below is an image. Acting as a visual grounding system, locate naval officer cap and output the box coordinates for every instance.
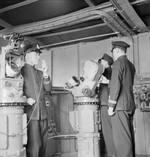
[24,41,41,55]
[111,41,130,52]
[100,53,113,66]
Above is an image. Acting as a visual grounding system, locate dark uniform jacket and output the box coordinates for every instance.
[99,83,109,106]
[21,64,51,120]
[108,55,136,113]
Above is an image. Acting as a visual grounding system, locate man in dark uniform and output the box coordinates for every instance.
[98,53,116,157]
[21,41,51,157]
[108,41,136,157]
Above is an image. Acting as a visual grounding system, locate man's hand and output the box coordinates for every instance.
[108,107,115,116]
[27,98,36,106]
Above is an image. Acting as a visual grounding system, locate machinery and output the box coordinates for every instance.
[0,33,27,157]
[72,97,100,157]
[66,60,103,97]
[67,60,102,157]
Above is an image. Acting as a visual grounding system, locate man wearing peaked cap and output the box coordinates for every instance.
[97,53,116,157]
[98,53,113,80]
[102,53,113,65]
[112,41,130,50]
[23,41,42,54]
[21,40,51,157]
[108,41,136,157]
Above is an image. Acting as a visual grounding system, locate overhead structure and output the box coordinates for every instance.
[92,10,134,36]
[0,0,150,46]
[0,3,113,35]
[0,0,38,14]
[0,2,134,40]
[110,0,149,33]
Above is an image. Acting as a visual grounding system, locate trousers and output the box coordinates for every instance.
[26,119,48,157]
[111,111,135,157]
[101,106,116,156]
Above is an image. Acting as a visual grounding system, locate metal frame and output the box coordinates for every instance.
[110,0,149,33]
[0,0,149,44]
[35,23,107,39]
[40,32,119,49]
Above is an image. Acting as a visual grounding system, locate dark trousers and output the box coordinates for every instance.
[111,111,135,157]
[26,119,48,157]
[101,106,115,156]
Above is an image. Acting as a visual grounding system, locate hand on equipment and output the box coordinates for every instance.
[27,98,36,105]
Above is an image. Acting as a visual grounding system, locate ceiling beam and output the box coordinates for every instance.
[35,23,107,38]
[0,0,38,14]
[83,0,95,7]
[83,0,134,36]
[131,0,150,5]
[40,32,119,49]
[0,19,12,28]
[110,0,149,33]
[0,2,113,36]
[0,1,136,37]
[0,0,147,36]
[0,15,101,36]
[94,10,134,36]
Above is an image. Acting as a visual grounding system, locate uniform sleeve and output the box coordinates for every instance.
[108,62,122,108]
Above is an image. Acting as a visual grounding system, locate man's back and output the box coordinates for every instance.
[109,55,136,113]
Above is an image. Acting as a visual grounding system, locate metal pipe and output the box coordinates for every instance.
[17,15,101,36]
[131,0,150,5]
[35,23,106,39]
[0,2,113,35]
[0,0,38,14]
[40,32,119,49]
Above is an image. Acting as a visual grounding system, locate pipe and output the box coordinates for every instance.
[40,32,119,49]
[131,0,150,5]
[35,23,106,39]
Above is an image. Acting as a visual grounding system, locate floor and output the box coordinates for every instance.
[48,132,150,157]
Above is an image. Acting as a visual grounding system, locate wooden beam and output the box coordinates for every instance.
[35,23,107,38]
[84,0,95,7]
[0,0,38,14]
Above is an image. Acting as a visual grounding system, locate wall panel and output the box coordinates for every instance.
[51,45,78,87]
[137,33,150,78]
